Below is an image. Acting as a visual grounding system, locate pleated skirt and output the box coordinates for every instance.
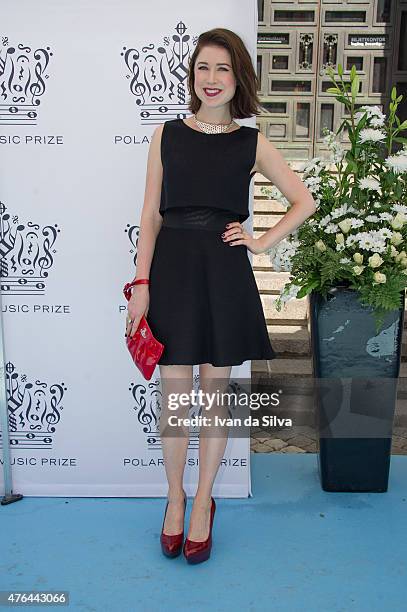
[146,206,277,367]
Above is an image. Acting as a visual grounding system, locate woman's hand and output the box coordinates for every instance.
[221,221,267,255]
[125,285,150,338]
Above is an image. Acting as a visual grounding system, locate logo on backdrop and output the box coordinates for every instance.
[0,36,53,126]
[125,221,140,267]
[0,201,60,295]
[129,374,243,452]
[130,378,162,450]
[129,374,203,452]
[120,20,197,126]
[0,362,67,450]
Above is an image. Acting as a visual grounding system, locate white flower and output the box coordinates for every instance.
[348,217,364,229]
[304,176,322,193]
[330,145,346,163]
[350,231,387,253]
[268,238,299,272]
[365,215,380,222]
[358,177,381,191]
[346,235,359,248]
[358,128,386,144]
[287,284,301,298]
[277,283,302,306]
[385,154,407,175]
[379,212,393,222]
[337,217,364,233]
[331,204,358,219]
[395,250,407,262]
[390,232,403,246]
[315,240,326,252]
[355,105,386,125]
[392,203,407,216]
[319,214,332,228]
[322,130,347,163]
[391,212,407,230]
[368,253,383,268]
[353,265,365,276]
[356,234,377,250]
[353,253,364,264]
[300,157,325,175]
[370,116,385,128]
[261,186,290,209]
[305,176,321,186]
[322,130,335,145]
[338,219,352,233]
[297,161,308,172]
[373,272,386,285]
[378,228,392,239]
[325,223,339,234]
[340,257,351,264]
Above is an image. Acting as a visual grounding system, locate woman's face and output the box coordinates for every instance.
[193,45,237,111]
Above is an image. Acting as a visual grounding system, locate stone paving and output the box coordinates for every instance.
[250,425,407,455]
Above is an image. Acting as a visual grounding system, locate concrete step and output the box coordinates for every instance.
[260,294,309,321]
[252,357,312,376]
[254,271,291,291]
[250,218,282,232]
[253,214,287,229]
[253,195,286,211]
[267,325,310,356]
[253,252,273,268]
[252,358,313,394]
[252,164,306,184]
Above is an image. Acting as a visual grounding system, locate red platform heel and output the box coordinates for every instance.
[160,491,187,558]
[183,497,216,564]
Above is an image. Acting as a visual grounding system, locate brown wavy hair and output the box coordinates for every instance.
[186,28,261,119]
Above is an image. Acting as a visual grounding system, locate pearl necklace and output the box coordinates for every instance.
[193,114,235,134]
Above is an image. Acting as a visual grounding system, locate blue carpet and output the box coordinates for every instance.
[1,453,407,612]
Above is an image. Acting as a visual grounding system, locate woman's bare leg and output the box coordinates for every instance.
[159,364,193,535]
[186,363,232,541]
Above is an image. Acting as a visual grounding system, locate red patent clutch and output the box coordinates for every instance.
[123,280,164,380]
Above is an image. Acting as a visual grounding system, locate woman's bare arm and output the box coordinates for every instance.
[126,124,164,336]
[255,133,317,251]
[134,123,164,279]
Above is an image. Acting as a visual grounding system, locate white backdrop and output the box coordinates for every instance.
[0,0,258,496]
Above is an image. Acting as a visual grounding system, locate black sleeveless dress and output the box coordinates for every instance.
[145,118,276,367]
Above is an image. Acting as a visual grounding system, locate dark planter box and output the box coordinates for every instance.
[309,284,405,492]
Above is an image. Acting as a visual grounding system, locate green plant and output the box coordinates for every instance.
[262,64,407,333]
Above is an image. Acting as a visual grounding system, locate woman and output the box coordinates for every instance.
[125,27,316,564]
